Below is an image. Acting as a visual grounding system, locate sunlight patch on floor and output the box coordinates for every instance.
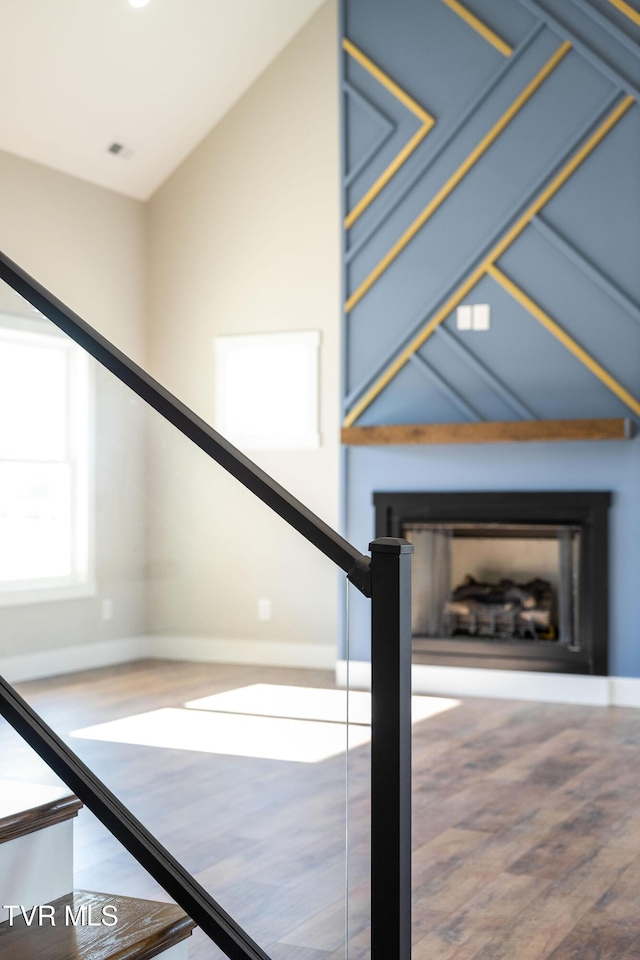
[185,684,460,726]
[70,686,460,763]
[71,707,370,763]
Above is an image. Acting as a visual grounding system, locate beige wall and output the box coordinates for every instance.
[0,149,146,363]
[146,1,342,653]
[0,0,341,665]
[0,150,148,658]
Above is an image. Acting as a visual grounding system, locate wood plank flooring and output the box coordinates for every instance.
[0,890,195,960]
[2,660,640,959]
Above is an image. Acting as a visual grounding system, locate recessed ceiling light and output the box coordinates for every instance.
[129,0,150,8]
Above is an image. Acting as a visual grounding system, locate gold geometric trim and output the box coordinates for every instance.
[441,0,513,57]
[607,0,640,27]
[343,39,435,229]
[489,95,635,263]
[343,39,433,125]
[344,271,484,427]
[345,41,571,314]
[488,265,640,417]
[343,94,634,427]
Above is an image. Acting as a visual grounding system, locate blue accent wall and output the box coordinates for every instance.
[340,0,640,672]
[346,441,640,674]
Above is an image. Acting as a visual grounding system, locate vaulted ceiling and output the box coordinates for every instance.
[0,0,326,199]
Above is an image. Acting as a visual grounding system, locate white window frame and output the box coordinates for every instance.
[0,313,95,606]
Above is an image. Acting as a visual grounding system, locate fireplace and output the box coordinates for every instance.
[374,492,610,675]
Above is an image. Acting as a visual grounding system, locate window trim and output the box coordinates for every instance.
[0,312,95,606]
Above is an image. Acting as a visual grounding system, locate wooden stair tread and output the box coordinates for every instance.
[0,780,82,844]
[0,890,196,960]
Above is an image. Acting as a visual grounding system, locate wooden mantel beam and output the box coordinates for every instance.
[341,418,635,446]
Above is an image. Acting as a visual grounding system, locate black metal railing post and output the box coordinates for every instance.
[369,537,413,960]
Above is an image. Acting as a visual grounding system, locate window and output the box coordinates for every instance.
[214,331,320,450]
[0,316,93,604]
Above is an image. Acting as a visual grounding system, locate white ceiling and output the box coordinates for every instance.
[0,0,327,200]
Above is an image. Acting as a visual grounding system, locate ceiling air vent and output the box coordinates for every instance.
[107,142,134,159]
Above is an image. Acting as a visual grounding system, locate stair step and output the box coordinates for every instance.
[0,780,82,843]
[0,780,82,924]
[0,889,197,959]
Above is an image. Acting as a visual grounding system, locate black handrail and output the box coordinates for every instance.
[0,250,371,597]
[0,249,411,960]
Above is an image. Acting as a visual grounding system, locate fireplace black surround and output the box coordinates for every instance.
[374,492,611,675]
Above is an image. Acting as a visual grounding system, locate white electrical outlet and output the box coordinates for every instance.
[258,599,272,621]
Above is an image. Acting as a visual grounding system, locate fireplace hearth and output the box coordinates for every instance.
[374,492,610,675]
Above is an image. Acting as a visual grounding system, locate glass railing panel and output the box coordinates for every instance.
[0,271,352,960]
[345,577,372,960]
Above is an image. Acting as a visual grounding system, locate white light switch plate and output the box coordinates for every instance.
[472,304,490,330]
[456,305,472,330]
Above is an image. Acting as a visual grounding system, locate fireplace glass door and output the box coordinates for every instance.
[403,522,581,649]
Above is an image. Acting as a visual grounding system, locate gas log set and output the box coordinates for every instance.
[443,575,555,641]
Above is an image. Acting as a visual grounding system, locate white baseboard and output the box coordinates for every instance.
[410,664,609,706]
[336,660,640,708]
[0,635,335,683]
[609,676,640,708]
[148,636,337,670]
[335,659,370,690]
[5,639,640,706]
[0,637,150,684]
